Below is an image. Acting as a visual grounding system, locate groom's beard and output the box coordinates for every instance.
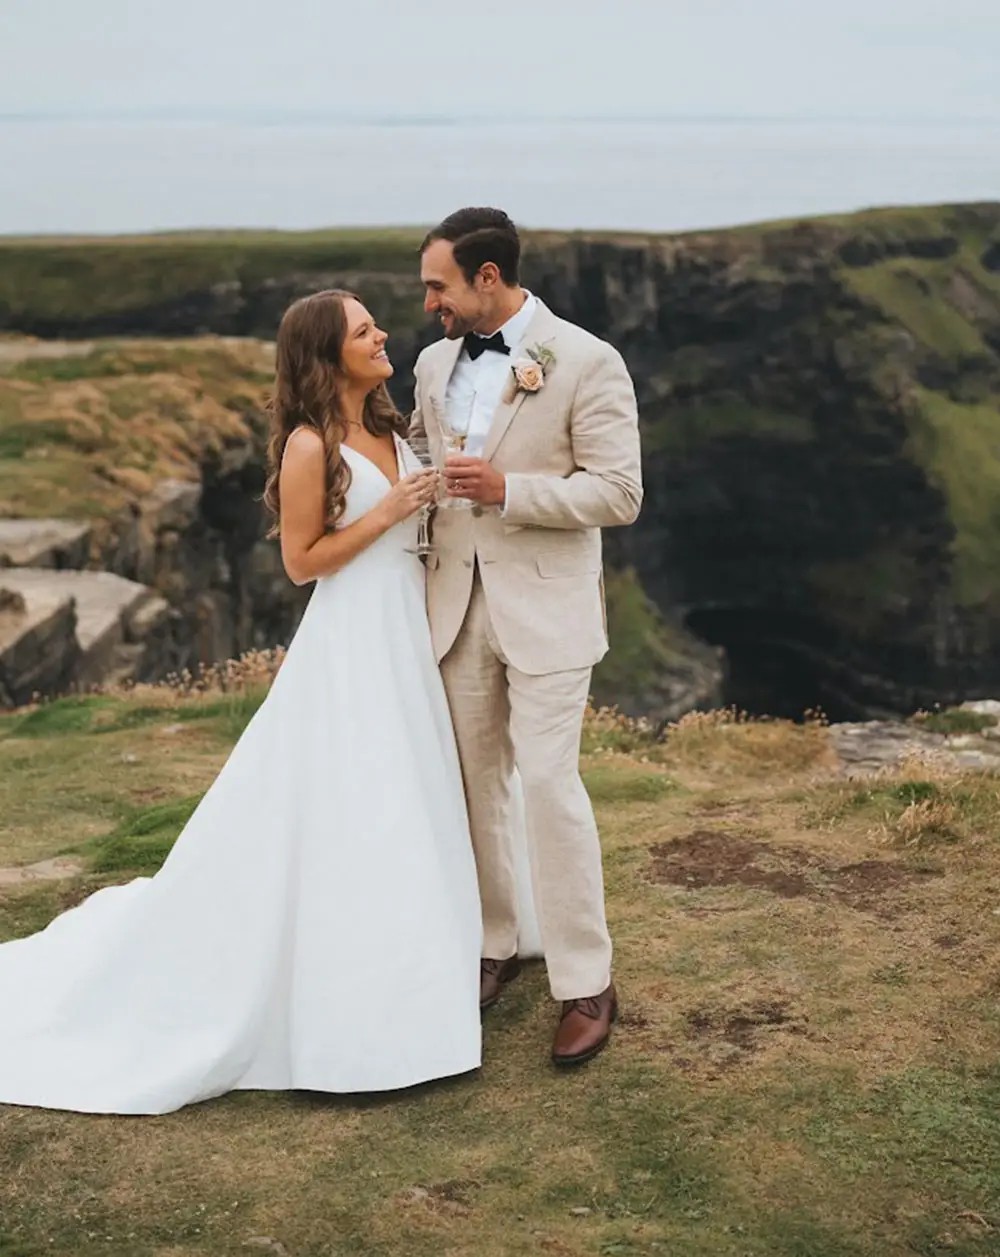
[441,317,472,339]
[439,309,481,340]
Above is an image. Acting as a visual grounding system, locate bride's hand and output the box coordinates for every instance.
[379,469,439,525]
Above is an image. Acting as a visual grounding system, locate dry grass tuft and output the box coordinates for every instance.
[815,750,1000,849]
[662,706,833,776]
[131,647,288,700]
[580,703,663,760]
[880,796,964,846]
[0,338,274,525]
[581,704,833,780]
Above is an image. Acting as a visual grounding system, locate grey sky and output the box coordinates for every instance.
[3,0,999,122]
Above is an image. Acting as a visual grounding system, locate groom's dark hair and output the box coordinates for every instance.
[420,207,521,286]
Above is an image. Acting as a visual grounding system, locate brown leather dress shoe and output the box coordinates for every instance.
[480,956,521,1011]
[551,983,618,1066]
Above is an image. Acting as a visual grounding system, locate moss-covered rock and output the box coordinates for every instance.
[592,567,722,724]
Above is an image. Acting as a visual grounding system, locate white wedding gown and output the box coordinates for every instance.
[0,436,540,1116]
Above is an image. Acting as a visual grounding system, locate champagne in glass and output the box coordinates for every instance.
[440,391,476,511]
[403,434,435,558]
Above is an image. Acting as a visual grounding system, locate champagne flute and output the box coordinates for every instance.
[440,391,476,511]
[404,434,435,558]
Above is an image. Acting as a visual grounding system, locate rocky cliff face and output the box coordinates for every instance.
[0,340,310,705]
[3,203,999,717]
[525,204,1000,718]
[0,469,309,706]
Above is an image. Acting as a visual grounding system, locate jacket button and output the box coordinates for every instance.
[471,505,483,517]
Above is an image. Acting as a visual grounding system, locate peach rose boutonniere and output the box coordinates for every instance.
[511,343,556,395]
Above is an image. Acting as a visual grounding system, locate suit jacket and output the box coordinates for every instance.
[408,298,642,676]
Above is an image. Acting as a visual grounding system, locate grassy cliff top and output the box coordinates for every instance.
[0,228,426,324]
[1,202,997,329]
[0,337,273,520]
[1,680,998,1254]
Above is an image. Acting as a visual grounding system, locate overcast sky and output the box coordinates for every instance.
[3,0,999,122]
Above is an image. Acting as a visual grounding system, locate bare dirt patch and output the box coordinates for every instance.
[616,1008,652,1031]
[666,997,810,1074]
[649,829,943,915]
[687,998,807,1049]
[0,856,85,887]
[396,1179,481,1217]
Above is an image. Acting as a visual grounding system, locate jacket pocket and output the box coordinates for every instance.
[535,553,602,578]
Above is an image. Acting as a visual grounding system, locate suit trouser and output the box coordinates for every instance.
[439,572,613,1001]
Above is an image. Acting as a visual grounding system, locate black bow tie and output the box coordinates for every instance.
[463,331,510,361]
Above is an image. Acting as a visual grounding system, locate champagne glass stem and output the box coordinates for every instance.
[416,505,432,556]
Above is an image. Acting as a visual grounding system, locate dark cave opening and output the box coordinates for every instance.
[684,608,871,723]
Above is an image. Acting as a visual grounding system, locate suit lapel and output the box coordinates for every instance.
[426,337,463,435]
[481,301,559,462]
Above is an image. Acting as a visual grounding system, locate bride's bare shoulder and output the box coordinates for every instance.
[282,426,327,467]
[280,428,335,491]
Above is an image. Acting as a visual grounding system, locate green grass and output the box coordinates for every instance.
[0,228,425,325]
[3,691,267,742]
[642,401,815,454]
[0,693,233,866]
[0,882,92,943]
[6,351,162,384]
[822,776,948,822]
[592,567,718,719]
[82,796,202,875]
[3,687,1000,1253]
[844,259,991,360]
[814,768,1000,849]
[0,336,274,521]
[912,706,998,736]
[804,1066,1000,1216]
[6,695,115,738]
[2,203,996,334]
[582,763,677,804]
[905,388,1000,606]
[174,690,268,739]
[0,340,271,385]
[0,418,76,460]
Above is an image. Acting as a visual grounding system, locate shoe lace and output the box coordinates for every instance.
[561,995,603,1021]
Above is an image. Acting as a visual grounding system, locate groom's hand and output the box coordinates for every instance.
[444,456,506,507]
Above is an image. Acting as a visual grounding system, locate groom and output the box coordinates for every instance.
[409,207,642,1065]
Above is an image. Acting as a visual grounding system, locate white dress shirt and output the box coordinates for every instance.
[444,291,538,458]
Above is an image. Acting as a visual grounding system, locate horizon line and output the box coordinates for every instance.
[2,108,999,128]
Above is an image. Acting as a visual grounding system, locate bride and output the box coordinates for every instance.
[0,289,536,1116]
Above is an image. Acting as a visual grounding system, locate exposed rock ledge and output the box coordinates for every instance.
[0,547,171,706]
[829,700,1000,776]
[0,519,92,569]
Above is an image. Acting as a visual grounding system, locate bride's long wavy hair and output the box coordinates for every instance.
[262,289,405,537]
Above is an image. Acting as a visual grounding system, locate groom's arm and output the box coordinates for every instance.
[407,352,429,443]
[407,398,427,444]
[501,343,643,530]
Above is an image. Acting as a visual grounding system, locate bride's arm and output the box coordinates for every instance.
[277,429,435,586]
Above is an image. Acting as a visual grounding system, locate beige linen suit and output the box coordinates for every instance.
[409,298,642,1000]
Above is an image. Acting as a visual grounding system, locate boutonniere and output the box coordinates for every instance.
[511,343,556,394]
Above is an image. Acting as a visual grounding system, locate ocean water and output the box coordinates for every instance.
[1,116,998,236]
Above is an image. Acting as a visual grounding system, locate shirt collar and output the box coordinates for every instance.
[470,290,537,354]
